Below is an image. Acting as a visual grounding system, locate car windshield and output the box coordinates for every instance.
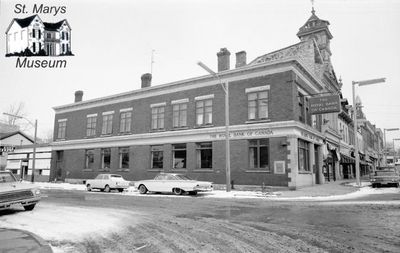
[375,171,398,176]
[0,172,17,183]
[174,175,193,180]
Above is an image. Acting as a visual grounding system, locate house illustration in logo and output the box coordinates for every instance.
[5,15,72,57]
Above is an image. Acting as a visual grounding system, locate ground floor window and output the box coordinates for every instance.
[119,147,130,169]
[101,148,111,169]
[151,145,163,169]
[196,142,212,169]
[298,139,310,172]
[249,139,269,170]
[172,144,186,169]
[85,149,94,170]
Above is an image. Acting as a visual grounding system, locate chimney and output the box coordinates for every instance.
[141,73,152,88]
[217,48,230,72]
[235,51,247,68]
[74,90,83,102]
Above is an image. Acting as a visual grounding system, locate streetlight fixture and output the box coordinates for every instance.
[352,77,385,187]
[384,128,399,165]
[3,112,38,183]
[197,61,231,192]
[392,138,400,165]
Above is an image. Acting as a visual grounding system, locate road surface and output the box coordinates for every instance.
[1,188,399,252]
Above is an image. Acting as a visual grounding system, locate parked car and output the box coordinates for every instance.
[370,169,400,188]
[0,170,41,211]
[86,174,130,192]
[136,173,213,195]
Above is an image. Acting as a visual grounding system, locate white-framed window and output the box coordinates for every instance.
[102,113,114,135]
[151,106,165,130]
[248,91,269,121]
[172,144,186,169]
[120,111,132,133]
[173,103,187,128]
[86,115,97,137]
[57,119,67,139]
[196,99,212,126]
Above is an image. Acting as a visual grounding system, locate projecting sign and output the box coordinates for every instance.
[309,95,341,114]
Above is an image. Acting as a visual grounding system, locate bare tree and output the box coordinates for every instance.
[3,102,31,132]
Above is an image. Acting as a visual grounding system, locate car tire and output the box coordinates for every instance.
[138,185,148,194]
[188,191,198,196]
[23,204,36,211]
[86,184,92,191]
[173,188,184,195]
[371,184,376,188]
[118,188,124,193]
[104,185,111,193]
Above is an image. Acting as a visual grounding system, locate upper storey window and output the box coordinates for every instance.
[57,119,67,139]
[195,95,214,126]
[151,103,166,130]
[101,111,114,135]
[246,85,270,121]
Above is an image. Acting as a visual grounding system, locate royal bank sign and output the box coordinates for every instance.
[309,95,341,114]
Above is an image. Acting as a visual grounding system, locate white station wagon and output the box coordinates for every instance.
[86,174,130,192]
[136,173,213,195]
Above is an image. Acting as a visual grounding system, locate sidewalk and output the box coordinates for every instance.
[0,228,53,253]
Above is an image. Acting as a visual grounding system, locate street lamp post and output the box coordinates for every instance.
[352,78,385,187]
[197,61,231,192]
[384,128,399,165]
[3,113,38,182]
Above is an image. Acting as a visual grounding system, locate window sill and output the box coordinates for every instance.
[117,169,130,172]
[83,169,94,172]
[172,126,189,131]
[194,124,214,129]
[84,136,97,139]
[150,129,166,133]
[245,119,271,124]
[245,170,271,173]
[118,132,132,135]
[100,134,113,137]
[193,169,213,172]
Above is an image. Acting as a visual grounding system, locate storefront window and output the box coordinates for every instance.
[298,140,310,172]
[151,145,163,169]
[119,147,129,169]
[101,148,111,169]
[172,144,186,169]
[249,139,269,170]
[85,149,94,170]
[196,142,212,169]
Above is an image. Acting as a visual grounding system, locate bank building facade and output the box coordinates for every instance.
[50,9,347,189]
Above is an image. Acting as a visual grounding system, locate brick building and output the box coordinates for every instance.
[50,9,346,188]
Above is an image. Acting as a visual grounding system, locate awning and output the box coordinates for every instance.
[340,154,355,164]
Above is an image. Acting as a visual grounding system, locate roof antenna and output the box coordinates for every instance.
[150,49,155,75]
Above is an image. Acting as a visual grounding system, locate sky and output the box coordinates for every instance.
[0,0,400,145]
